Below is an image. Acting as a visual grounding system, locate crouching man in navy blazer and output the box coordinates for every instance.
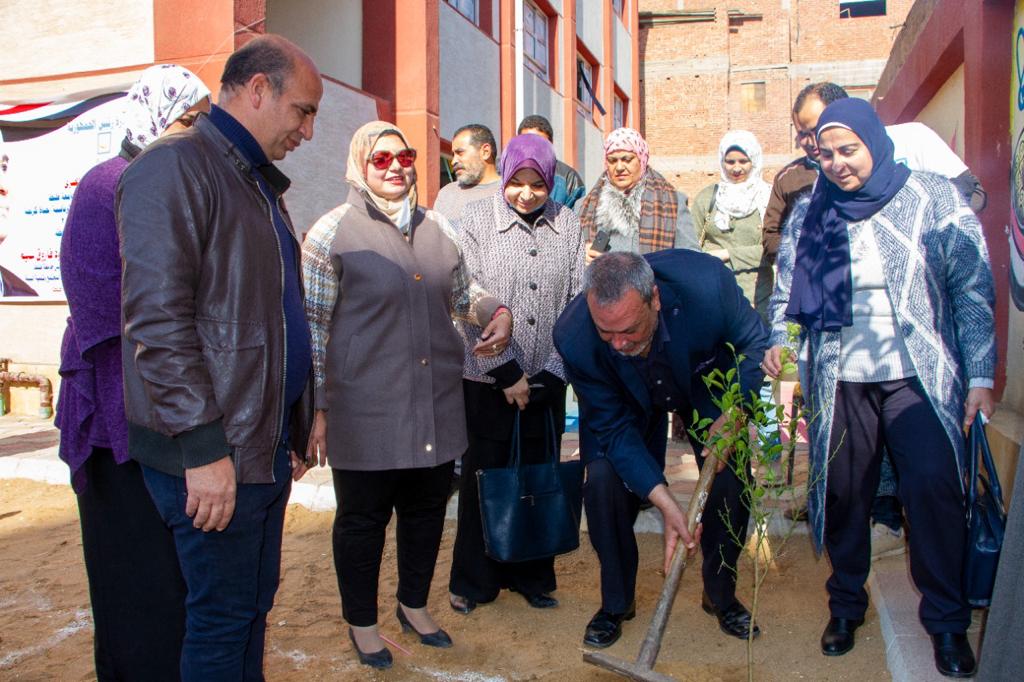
[553,250,770,648]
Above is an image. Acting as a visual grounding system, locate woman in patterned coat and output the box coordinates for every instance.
[448,134,586,614]
[762,98,995,678]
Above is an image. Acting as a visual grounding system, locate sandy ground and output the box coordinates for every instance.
[0,478,890,681]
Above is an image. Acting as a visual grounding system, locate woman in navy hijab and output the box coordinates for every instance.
[763,98,995,678]
[448,134,586,615]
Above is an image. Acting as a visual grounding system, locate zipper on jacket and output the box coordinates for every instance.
[249,172,288,483]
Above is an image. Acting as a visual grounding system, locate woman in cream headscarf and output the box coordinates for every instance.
[692,130,774,319]
[56,63,210,681]
[302,121,511,669]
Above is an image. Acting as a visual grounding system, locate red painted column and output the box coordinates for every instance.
[964,0,1014,396]
[601,0,614,134]
[499,0,517,146]
[394,0,441,207]
[629,0,640,130]
[562,0,578,167]
[153,0,235,96]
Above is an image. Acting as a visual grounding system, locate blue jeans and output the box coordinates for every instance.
[142,446,291,682]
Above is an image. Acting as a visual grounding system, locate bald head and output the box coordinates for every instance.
[217,34,322,161]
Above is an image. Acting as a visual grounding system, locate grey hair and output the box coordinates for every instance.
[583,252,656,306]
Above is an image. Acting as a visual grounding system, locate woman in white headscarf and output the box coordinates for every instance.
[692,130,773,319]
[55,63,210,681]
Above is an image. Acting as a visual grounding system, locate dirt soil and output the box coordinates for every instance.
[0,478,890,681]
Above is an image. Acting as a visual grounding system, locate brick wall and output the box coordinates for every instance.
[639,0,914,200]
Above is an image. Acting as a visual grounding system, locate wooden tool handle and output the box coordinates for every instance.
[635,454,719,667]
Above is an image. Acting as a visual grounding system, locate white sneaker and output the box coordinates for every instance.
[871,524,905,560]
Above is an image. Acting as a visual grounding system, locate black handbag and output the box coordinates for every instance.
[477,410,584,563]
[963,417,1007,608]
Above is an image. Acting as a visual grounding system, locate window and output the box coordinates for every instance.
[576,54,606,122]
[446,0,478,24]
[839,0,886,18]
[740,81,766,113]
[524,1,549,81]
[613,93,626,129]
[612,0,625,18]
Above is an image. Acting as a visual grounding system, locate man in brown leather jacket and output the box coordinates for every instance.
[116,35,321,680]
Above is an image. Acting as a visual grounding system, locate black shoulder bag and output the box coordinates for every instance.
[477,410,584,563]
[963,417,1007,608]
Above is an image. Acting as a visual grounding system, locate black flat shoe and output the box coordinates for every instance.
[396,605,453,648]
[701,593,761,640]
[931,633,976,678]
[583,604,636,648]
[511,589,558,609]
[820,617,864,656]
[348,628,392,669]
[449,593,477,615]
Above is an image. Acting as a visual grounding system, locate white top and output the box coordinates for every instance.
[838,219,917,383]
[886,122,968,178]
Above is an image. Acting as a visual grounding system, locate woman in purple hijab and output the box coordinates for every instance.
[448,133,586,614]
[55,64,209,682]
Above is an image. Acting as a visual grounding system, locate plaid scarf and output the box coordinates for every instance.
[578,168,677,253]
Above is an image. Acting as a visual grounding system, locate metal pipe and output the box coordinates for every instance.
[0,361,53,419]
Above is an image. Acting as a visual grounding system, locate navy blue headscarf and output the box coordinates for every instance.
[784,98,910,331]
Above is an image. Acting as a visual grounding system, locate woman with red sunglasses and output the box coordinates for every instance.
[301,120,511,669]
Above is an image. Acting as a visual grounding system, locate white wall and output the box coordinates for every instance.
[266,0,363,88]
[439,2,501,143]
[575,0,604,62]
[277,79,380,236]
[0,1,153,82]
[522,70,565,148]
[916,64,965,159]
[613,14,632,98]
[576,114,606,189]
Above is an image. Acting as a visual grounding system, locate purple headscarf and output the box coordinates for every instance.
[500,134,556,193]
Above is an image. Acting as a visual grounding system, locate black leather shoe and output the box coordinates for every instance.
[820,617,864,656]
[701,593,761,640]
[449,593,477,615]
[396,605,453,648]
[348,628,393,669]
[583,605,636,648]
[931,633,976,678]
[512,589,559,609]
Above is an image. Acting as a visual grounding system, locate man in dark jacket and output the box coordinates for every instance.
[553,250,769,648]
[117,35,321,680]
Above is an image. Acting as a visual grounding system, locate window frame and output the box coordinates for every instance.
[523,0,551,83]
[445,0,479,25]
[740,80,766,114]
[839,0,886,19]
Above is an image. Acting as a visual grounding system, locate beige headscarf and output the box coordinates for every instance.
[345,120,418,232]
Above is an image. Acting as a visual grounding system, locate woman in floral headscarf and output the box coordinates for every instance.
[577,127,698,263]
[692,130,773,319]
[302,121,511,669]
[55,63,210,681]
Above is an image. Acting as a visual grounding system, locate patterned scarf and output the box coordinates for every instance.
[578,167,677,253]
[123,64,210,149]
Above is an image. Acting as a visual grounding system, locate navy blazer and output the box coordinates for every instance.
[553,249,769,499]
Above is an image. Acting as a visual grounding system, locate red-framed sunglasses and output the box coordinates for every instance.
[369,148,417,170]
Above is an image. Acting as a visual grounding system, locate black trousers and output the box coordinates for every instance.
[449,380,561,602]
[331,461,454,627]
[77,448,186,682]
[584,414,750,614]
[825,379,970,633]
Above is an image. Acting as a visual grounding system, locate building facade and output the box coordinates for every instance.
[639,0,914,199]
[0,0,640,415]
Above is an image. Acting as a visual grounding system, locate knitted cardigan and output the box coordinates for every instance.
[768,171,996,550]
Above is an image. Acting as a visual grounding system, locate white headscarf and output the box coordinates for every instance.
[123,64,210,149]
[713,130,771,232]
